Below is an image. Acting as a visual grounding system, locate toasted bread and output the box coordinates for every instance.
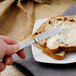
[32,15,76,60]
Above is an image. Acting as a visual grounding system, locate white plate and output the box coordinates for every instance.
[31,18,76,64]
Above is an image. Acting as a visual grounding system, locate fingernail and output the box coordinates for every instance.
[13,44,20,52]
[6,60,11,65]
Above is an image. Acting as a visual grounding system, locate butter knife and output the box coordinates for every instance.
[19,24,65,50]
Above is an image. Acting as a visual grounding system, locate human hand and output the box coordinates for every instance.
[0,35,26,72]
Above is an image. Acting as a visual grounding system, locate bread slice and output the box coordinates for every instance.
[32,15,76,60]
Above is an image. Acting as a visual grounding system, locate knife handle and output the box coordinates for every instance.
[19,39,36,50]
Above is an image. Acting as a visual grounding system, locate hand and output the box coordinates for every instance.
[0,35,26,72]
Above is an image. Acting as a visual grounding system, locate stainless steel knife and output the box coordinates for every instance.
[19,24,65,50]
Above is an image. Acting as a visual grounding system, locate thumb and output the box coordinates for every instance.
[6,44,20,55]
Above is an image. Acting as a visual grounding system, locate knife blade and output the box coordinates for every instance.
[19,24,65,50]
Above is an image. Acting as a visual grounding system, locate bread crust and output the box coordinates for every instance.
[42,50,65,60]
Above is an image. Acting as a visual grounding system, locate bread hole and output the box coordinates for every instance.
[43,43,47,48]
[45,42,46,46]
[43,45,46,48]
[63,18,67,21]
[69,19,75,22]
[64,18,67,20]
[35,32,38,35]
[39,31,41,33]
[57,18,62,21]
[54,47,63,53]
[48,21,52,24]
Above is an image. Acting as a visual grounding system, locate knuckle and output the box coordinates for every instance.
[6,45,15,55]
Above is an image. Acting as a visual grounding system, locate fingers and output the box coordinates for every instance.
[0,56,13,72]
[16,49,26,59]
[0,62,6,72]
[3,56,13,65]
[6,44,20,55]
[0,35,26,72]
[0,35,17,44]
